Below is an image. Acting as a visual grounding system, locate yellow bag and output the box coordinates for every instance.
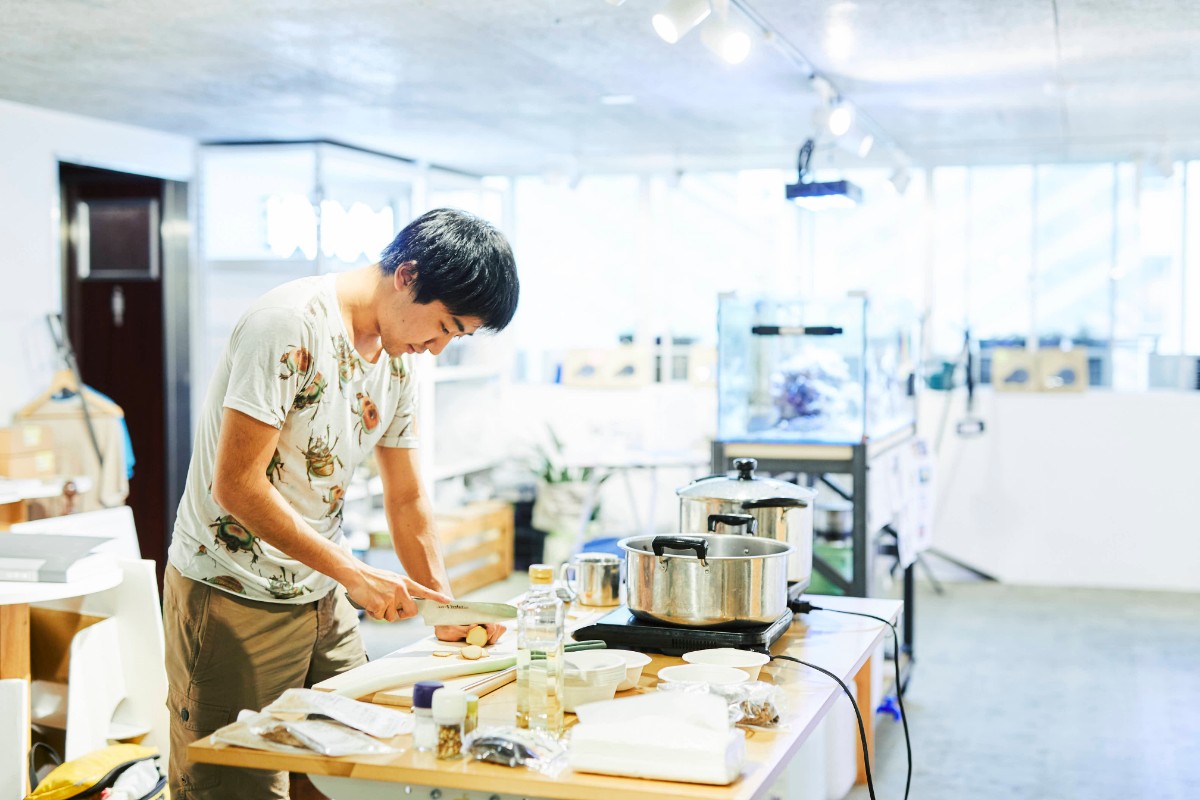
[25,743,167,800]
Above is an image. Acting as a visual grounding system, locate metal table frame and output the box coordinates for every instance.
[712,426,917,690]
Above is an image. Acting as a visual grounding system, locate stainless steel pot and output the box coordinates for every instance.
[619,533,792,628]
[677,458,815,591]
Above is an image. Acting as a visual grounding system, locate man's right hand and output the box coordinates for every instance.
[343,562,453,622]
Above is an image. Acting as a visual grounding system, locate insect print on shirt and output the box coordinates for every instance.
[267,566,309,600]
[323,484,346,519]
[299,426,343,485]
[332,335,365,391]
[293,371,327,411]
[279,345,314,380]
[205,574,246,594]
[209,516,265,565]
[351,392,380,444]
[266,449,285,483]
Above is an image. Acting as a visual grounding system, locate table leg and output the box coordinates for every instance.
[854,654,875,786]
[0,603,30,681]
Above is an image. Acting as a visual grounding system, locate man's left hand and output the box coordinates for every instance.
[434,623,506,645]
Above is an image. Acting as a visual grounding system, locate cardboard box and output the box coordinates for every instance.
[0,424,53,455]
[0,449,57,478]
[1037,349,1088,392]
[990,348,1037,392]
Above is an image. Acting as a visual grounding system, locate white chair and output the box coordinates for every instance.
[0,678,30,800]
[29,558,169,761]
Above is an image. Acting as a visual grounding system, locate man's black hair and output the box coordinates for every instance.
[379,208,519,331]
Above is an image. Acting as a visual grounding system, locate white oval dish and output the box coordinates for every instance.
[656,663,749,687]
[681,647,771,680]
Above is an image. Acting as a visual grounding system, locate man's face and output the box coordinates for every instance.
[380,293,482,358]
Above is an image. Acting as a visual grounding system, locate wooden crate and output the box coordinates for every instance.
[435,500,514,596]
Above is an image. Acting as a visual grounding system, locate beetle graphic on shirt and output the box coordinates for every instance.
[299,426,343,485]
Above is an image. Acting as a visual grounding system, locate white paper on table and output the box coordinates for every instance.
[569,693,745,785]
[264,688,412,738]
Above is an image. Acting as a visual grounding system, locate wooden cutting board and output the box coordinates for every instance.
[369,665,516,708]
[312,640,516,702]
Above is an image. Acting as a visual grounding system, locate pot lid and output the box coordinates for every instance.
[676,458,816,504]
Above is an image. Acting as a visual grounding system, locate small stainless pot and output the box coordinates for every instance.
[677,458,815,590]
[619,533,792,629]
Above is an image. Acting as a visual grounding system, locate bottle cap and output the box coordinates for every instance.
[529,564,554,585]
[412,680,444,710]
[432,688,467,722]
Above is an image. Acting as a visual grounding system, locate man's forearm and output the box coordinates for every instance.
[385,494,452,596]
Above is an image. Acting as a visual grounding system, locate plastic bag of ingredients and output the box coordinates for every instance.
[468,726,568,776]
[210,712,399,757]
[656,680,787,728]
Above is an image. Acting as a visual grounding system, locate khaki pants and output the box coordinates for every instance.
[163,565,367,799]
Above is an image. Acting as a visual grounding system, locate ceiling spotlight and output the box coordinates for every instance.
[812,101,854,138]
[652,0,711,44]
[700,15,753,64]
[828,102,854,136]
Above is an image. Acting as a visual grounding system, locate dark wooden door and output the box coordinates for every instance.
[60,163,177,579]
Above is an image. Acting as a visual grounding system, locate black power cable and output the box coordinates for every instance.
[792,601,913,800]
[771,653,876,800]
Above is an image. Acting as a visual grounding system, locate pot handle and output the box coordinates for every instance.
[707,513,757,534]
[651,536,709,563]
[741,497,810,510]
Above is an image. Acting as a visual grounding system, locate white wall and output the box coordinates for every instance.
[0,99,194,423]
[925,389,1200,592]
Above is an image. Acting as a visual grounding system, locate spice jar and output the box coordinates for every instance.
[432,688,467,760]
[412,680,444,753]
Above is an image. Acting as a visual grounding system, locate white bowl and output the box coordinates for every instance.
[562,676,621,712]
[656,663,749,687]
[605,649,653,691]
[564,651,627,686]
[682,648,771,680]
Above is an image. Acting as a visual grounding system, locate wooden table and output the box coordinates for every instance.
[190,595,901,800]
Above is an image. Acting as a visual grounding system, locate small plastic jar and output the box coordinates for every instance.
[412,680,444,752]
[432,688,467,760]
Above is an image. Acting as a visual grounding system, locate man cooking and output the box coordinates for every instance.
[163,208,519,799]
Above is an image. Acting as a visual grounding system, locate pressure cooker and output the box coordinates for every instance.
[676,458,815,591]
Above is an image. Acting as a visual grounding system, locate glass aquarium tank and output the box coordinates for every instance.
[717,294,919,445]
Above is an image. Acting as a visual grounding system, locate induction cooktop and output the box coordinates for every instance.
[572,606,794,656]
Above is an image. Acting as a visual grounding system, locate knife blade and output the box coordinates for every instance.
[413,599,518,626]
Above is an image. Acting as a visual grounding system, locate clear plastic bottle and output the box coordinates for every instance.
[515,563,565,735]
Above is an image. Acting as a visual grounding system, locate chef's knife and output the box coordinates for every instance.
[413,599,517,626]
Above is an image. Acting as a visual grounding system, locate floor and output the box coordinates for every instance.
[848,578,1200,800]
[358,570,1200,800]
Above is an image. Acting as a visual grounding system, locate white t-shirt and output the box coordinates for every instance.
[169,275,418,603]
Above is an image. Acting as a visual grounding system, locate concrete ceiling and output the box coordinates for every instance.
[3,0,1200,177]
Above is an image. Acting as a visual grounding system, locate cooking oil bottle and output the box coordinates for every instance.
[515,563,564,735]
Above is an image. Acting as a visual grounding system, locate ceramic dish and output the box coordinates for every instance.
[605,649,653,691]
[656,663,748,687]
[681,647,771,680]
